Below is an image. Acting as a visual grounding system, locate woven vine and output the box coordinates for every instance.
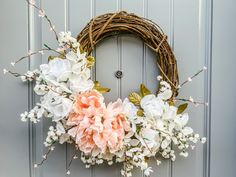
[77,11,179,96]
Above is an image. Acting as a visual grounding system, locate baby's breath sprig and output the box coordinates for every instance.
[34,145,55,168]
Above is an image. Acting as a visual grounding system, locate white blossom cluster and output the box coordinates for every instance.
[20,105,44,123]
[44,122,69,147]
[19,32,93,145]
[21,69,40,82]
[58,32,80,49]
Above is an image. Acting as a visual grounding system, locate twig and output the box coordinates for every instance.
[34,145,55,168]
[66,149,78,175]
[26,0,59,41]
[178,67,207,89]
[175,98,208,106]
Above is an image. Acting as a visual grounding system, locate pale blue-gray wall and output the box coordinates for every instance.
[0,0,235,177]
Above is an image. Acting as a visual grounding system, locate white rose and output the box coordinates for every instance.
[40,58,71,82]
[40,91,73,121]
[140,128,160,152]
[69,75,94,93]
[48,58,71,78]
[141,94,164,118]
[123,98,138,118]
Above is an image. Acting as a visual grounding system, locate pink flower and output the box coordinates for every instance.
[67,90,105,126]
[67,95,130,155]
[102,99,131,153]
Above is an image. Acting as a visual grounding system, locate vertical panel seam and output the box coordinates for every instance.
[169,0,174,177]
[65,0,70,175]
[91,1,95,177]
[142,1,148,177]
[92,0,96,82]
[27,2,35,177]
[204,0,213,177]
[142,0,147,86]
[117,0,122,99]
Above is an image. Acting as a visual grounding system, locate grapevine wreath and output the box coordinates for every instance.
[4,1,207,177]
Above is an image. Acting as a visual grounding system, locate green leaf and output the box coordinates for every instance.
[128,92,141,106]
[140,84,151,97]
[93,81,111,93]
[177,103,188,114]
[87,56,95,68]
[137,109,144,116]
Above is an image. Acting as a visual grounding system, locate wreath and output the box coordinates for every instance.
[3,1,207,177]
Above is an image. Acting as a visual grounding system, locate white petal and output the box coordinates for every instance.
[158,89,172,100]
[161,138,171,149]
[182,127,193,135]
[130,139,140,146]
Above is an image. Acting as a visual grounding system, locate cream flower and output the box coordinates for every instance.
[141,94,164,118]
[40,91,73,121]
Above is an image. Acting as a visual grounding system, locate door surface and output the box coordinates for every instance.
[0,0,236,177]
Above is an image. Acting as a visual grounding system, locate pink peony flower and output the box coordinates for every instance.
[67,94,130,155]
[67,90,105,126]
[102,99,131,153]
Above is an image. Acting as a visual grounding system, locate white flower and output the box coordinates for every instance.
[141,94,164,118]
[201,137,206,143]
[189,96,194,103]
[144,167,153,176]
[66,48,86,63]
[10,62,16,66]
[140,128,160,152]
[21,75,27,82]
[48,58,71,79]
[161,137,171,149]
[38,9,45,17]
[69,77,94,93]
[157,75,162,81]
[129,139,140,146]
[34,85,48,95]
[156,160,161,165]
[180,151,188,157]
[175,113,189,130]
[20,112,28,122]
[40,91,73,121]
[162,105,177,120]
[158,89,172,100]
[123,98,138,117]
[3,69,8,74]
[56,122,65,135]
[182,127,193,135]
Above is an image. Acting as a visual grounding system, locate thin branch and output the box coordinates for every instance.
[175,98,208,106]
[178,67,207,89]
[66,149,78,174]
[34,145,55,168]
[13,46,64,65]
[26,0,59,41]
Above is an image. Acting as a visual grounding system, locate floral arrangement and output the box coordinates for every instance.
[3,1,207,177]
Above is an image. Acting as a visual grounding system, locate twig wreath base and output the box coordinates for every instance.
[77,11,179,96]
[3,1,208,177]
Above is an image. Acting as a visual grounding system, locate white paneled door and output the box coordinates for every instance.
[0,0,236,177]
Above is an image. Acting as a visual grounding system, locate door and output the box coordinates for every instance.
[0,0,236,177]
